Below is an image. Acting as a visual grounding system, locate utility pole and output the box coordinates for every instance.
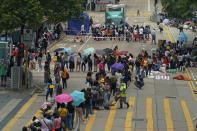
[154,0,158,15]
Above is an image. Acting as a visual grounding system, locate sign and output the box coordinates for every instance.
[11,66,21,89]
[22,29,33,47]
[0,42,8,62]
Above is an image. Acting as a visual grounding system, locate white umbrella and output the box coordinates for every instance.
[93,24,101,28]
[163,19,170,25]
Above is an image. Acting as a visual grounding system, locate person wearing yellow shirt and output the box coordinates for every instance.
[119,83,129,109]
[58,103,68,130]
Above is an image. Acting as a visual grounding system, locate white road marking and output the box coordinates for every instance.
[148,0,150,11]
[77,36,91,52]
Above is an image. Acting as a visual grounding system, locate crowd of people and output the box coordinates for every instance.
[91,24,158,44]
[22,35,195,130]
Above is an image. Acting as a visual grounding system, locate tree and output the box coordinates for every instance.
[161,0,197,20]
[0,0,44,32]
[40,0,85,24]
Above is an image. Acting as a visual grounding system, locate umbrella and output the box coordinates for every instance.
[116,51,128,56]
[64,48,72,53]
[40,102,53,110]
[184,21,191,25]
[111,63,124,71]
[54,48,64,52]
[103,48,113,54]
[163,19,170,25]
[183,24,189,29]
[83,47,94,56]
[96,49,106,55]
[70,90,85,106]
[55,94,73,104]
[93,24,101,28]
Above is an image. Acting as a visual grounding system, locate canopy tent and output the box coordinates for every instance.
[178,32,187,45]
[68,13,89,35]
[106,11,123,19]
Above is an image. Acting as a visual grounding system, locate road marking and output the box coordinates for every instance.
[146,98,153,131]
[164,25,175,43]
[164,99,174,131]
[180,100,194,131]
[2,94,38,131]
[0,99,22,122]
[125,97,135,131]
[104,103,117,131]
[85,110,97,131]
[185,70,197,102]
[148,0,150,11]
[25,109,42,127]
[77,35,91,52]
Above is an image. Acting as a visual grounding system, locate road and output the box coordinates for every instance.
[1,0,197,131]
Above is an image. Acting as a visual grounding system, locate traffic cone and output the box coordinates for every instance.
[143,39,146,43]
[73,37,76,43]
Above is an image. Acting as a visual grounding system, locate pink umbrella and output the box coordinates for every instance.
[184,21,191,25]
[116,51,128,56]
[55,94,73,103]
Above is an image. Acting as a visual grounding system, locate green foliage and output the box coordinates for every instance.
[0,0,44,32]
[40,0,85,24]
[161,0,197,20]
[0,0,85,32]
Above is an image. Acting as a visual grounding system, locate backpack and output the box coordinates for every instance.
[66,72,70,79]
[61,71,67,78]
[53,56,57,62]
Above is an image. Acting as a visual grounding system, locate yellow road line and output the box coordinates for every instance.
[2,94,38,131]
[85,110,97,131]
[125,97,135,131]
[180,100,194,131]
[164,25,175,43]
[186,69,197,91]
[25,109,42,127]
[104,103,118,131]
[185,71,197,102]
[146,98,153,131]
[164,99,174,131]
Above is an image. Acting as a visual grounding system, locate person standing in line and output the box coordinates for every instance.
[87,54,93,72]
[119,83,129,109]
[81,55,87,72]
[46,79,54,101]
[0,60,7,87]
[67,101,75,130]
[137,9,140,16]
[37,52,43,71]
[61,68,68,89]
[63,52,69,69]
[76,53,82,72]
[151,28,156,44]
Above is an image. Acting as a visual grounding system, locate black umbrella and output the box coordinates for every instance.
[96,49,106,56]
[103,48,113,54]
[54,48,64,52]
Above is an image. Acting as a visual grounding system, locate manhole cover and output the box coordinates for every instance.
[165,96,176,99]
[132,118,146,122]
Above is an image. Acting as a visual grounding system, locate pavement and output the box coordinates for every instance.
[1,0,197,131]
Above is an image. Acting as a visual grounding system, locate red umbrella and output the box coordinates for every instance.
[116,51,128,56]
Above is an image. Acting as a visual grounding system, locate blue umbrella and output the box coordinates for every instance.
[64,48,72,53]
[70,90,85,106]
[83,47,94,56]
[111,63,124,71]
[178,32,187,45]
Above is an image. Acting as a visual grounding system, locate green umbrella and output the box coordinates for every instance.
[83,47,94,56]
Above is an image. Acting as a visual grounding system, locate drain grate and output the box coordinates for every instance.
[132,118,146,122]
[165,96,176,99]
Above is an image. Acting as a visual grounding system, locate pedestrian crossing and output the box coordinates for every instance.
[148,75,170,80]
[82,97,196,131]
